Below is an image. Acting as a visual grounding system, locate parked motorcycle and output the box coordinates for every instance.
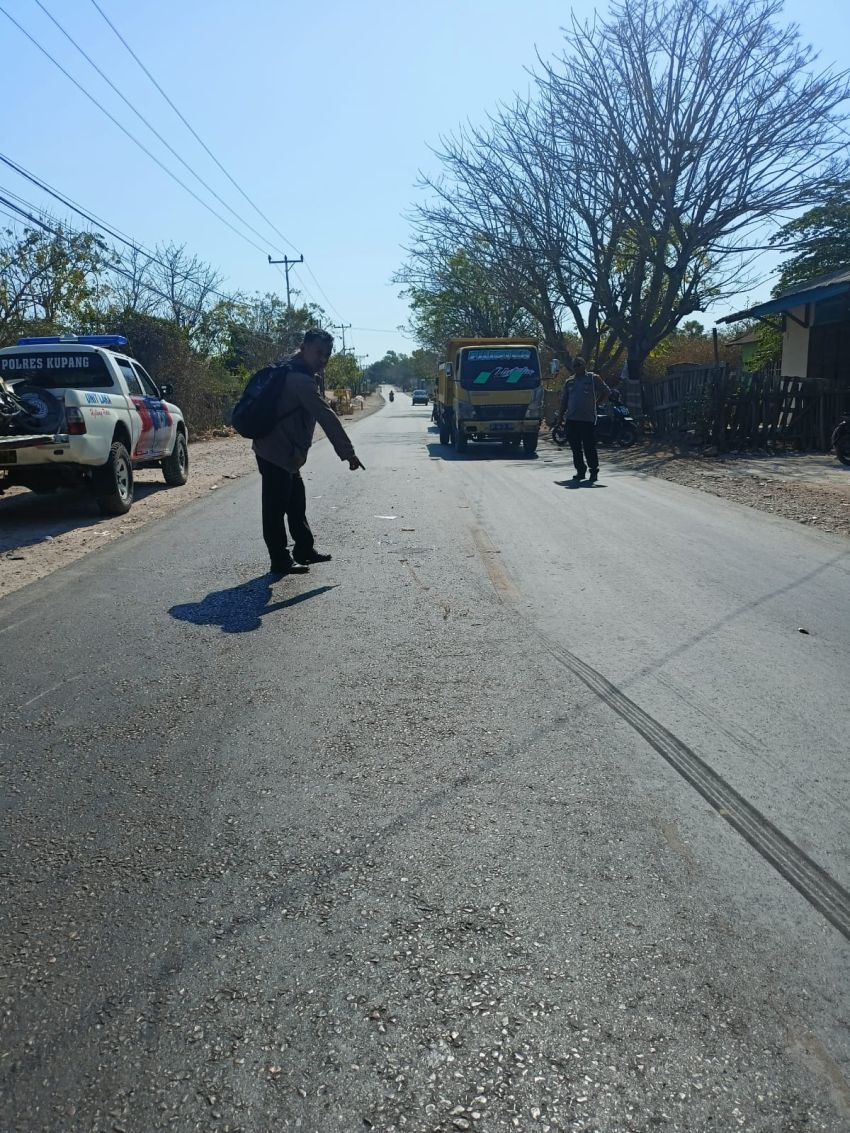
[832,414,850,466]
[551,395,637,447]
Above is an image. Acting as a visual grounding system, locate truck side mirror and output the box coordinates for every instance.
[550,359,561,375]
[444,363,453,378]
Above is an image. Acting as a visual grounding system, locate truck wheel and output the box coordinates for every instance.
[452,423,468,453]
[94,441,134,515]
[439,415,451,445]
[522,434,539,455]
[162,431,189,485]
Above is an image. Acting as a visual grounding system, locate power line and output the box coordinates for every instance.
[0,186,236,315]
[0,2,270,258]
[1,152,330,321]
[0,192,291,352]
[0,192,206,319]
[88,0,302,259]
[88,0,350,322]
[0,154,238,305]
[351,326,417,338]
[0,155,330,330]
[270,263,322,316]
[302,262,344,321]
[31,0,292,260]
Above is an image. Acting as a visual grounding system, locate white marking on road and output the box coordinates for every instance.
[20,671,87,708]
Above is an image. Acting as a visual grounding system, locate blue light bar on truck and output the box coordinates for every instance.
[16,334,129,348]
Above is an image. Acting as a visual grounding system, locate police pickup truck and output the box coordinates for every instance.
[0,335,188,514]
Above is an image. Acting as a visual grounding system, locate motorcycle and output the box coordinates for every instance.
[832,414,850,466]
[551,395,637,447]
[389,389,395,403]
[0,376,64,436]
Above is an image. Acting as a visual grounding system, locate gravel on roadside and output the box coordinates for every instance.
[594,439,850,538]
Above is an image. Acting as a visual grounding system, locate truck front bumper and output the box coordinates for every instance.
[459,420,540,440]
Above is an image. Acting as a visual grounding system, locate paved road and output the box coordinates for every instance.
[2,391,849,1132]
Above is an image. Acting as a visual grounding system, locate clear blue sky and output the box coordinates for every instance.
[2,0,848,363]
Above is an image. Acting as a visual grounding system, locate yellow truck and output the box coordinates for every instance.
[433,337,543,454]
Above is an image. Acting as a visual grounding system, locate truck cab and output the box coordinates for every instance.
[433,337,543,455]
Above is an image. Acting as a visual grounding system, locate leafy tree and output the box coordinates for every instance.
[734,179,850,374]
[401,248,539,354]
[746,323,783,371]
[221,295,326,375]
[769,179,850,292]
[324,351,360,392]
[0,225,108,344]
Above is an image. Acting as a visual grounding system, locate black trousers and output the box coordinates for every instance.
[566,419,599,476]
[256,456,314,565]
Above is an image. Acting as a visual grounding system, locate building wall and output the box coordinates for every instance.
[781,306,810,377]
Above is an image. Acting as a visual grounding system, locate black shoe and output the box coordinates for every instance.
[294,550,332,565]
[269,561,309,576]
[571,472,586,483]
[588,471,598,483]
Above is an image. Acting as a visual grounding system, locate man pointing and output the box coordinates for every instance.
[253,328,364,575]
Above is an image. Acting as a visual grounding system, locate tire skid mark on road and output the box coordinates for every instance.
[469,523,519,601]
[536,631,850,942]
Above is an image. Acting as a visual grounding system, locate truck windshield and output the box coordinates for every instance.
[0,351,114,389]
[459,347,540,391]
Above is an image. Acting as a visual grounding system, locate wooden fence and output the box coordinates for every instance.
[642,365,850,450]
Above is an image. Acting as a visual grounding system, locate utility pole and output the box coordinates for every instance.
[268,254,304,310]
[353,353,367,395]
[332,323,352,354]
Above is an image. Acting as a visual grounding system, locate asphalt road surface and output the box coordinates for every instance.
[2,391,849,1132]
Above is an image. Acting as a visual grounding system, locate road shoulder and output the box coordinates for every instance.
[588,439,850,538]
[0,396,382,601]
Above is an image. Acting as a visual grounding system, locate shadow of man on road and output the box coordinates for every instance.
[169,576,336,634]
[554,479,608,489]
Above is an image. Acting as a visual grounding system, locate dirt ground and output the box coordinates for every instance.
[589,436,850,538]
[0,396,381,601]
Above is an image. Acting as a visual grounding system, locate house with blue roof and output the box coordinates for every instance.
[719,267,850,383]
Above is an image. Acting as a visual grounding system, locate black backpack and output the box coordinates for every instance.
[230,362,293,440]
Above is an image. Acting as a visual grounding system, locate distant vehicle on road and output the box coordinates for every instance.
[0,334,189,514]
[411,389,429,405]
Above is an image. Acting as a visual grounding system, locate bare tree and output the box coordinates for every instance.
[540,0,850,377]
[109,245,159,316]
[404,0,849,379]
[402,107,582,362]
[145,242,224,334]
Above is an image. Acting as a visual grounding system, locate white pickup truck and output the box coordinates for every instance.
[0,334,189,515]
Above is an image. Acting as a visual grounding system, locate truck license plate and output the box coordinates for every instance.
[491,422,512,430]
[0,451,17,464]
